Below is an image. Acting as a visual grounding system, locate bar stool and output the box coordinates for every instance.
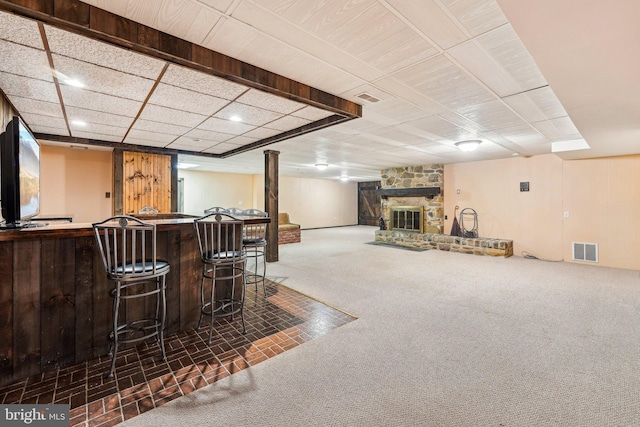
[241,208,268,296]
[204,207,229,214]
[193,212,247,343]
[92,215,169,377]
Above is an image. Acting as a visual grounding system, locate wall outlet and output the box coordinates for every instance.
[564,211,569,218]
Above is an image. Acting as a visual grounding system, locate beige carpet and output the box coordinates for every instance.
[122,226,640,426]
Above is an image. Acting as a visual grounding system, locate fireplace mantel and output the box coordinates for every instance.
[375,187,441,199]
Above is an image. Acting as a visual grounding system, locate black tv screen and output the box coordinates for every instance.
[1,116,40,228]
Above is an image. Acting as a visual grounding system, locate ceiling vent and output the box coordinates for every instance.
[572,242,598,262]
[356,92,381,103]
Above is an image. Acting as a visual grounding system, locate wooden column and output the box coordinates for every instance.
[264,150,279,262]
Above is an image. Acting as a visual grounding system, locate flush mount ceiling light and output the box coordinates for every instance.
[315,163,328,170]
[229,115,242,122]
[455,139,481,152]
[340,175,349,181]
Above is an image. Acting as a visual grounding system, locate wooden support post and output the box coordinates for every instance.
[264,150,279,262]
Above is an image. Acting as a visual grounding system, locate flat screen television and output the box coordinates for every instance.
[0,115,41,229]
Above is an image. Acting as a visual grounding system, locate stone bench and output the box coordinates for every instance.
[374,230,513,257]
[278,212,301,244]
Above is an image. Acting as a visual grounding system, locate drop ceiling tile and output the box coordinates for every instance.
[61,86,142,116]
[335,3,438,74]
[44,25,165,79]
[265,115,310,131]
[503,86,568,122]
[181,3,223,44]
[125,128,178,144]
[132,119,192,136]
[194,0,235,13]
[385,0,467,49]
[214,102,283,126]
[402,114,477,140]
[149,83,230,115]
[243,127,281,139]
[66,106,134,128]
[20,113,67,131]
[70,122,127,138]
[52,55,156,101]
[0,11,44,48]
[9,97,63,118]
[223,135,259,146]
[532,117,581,141]
[198,116,255,135]
[491,124,546,144]
[168,136,222,149]
[28,124,70,136]
[72,131,124,143]
[165,142,211,152]
[441,0,508,37]
[0,40,52,81]
[203,142,242,154]
[390,54,495,111]
[237,89,305,114]
[455,99,527,131]
[0,72,58,102]
[161,64,247,100]
[291,106,334,121]
[138,104,208,128]
[183,128,233,143]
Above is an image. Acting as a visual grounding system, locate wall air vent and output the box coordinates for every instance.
[572,242,598,262]
[356,92,380,103]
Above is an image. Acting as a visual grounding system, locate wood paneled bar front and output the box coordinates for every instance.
[0,214,269,387]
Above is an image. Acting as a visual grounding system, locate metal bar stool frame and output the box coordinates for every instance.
[241,208,268,296]
[193,212,247,344]
[92,215,169,378]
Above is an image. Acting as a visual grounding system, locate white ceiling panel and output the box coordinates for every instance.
[532,117,581,141]
[137,104,208,128]
[198,116,256,134]
[441,0,508,37]
[131,119,193,136]
[44,25,165,79]
[71,131,122,142]
[454,99,527,131]
[183,128,233,142]
[237,89,305,114]
[195,0,235,13]
[20,113,67,131]
[0,41,52,81]
[9,97,63,118]
[155,0,218,43]
[148,83,230,115]
[161,64,247,100]
[61,86,142,116]
[125,128,178,144]
[0,72,58,102]
[28,124,70,136]
[70,122,127,138]
[265,115,310,131]
[502,86,568,123]
[52,55,156,101]
[0,11,43,48]
[214,102,283,126]
[65,106,134,128]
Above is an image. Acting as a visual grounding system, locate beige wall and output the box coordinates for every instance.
[562,155,640,269]
[445,153,640,270]
[40,145,113,223]
[179,169,255,215]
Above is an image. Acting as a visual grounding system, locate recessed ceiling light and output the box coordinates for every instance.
[340,175,349,181]
[454,140,481,152]
[315,163,328,170]
[177,162,198,169]
[229,115,242,122]
[71,120,86,126]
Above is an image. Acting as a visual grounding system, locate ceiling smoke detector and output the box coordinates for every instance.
[356,92,380,103]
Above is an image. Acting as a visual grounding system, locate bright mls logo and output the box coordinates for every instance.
[1,405,68,426]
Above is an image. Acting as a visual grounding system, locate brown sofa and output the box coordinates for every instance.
[278,212,301,244]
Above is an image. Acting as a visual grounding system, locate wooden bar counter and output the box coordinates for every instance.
[0,214,269,387]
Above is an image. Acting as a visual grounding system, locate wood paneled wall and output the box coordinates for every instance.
[121,151,172,215]
[0,222,201,387]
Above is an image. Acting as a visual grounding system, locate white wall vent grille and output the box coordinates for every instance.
[572,242,598,262]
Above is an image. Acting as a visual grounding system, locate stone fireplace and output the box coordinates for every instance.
[379,164,443,234]
[374,164,513,257]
